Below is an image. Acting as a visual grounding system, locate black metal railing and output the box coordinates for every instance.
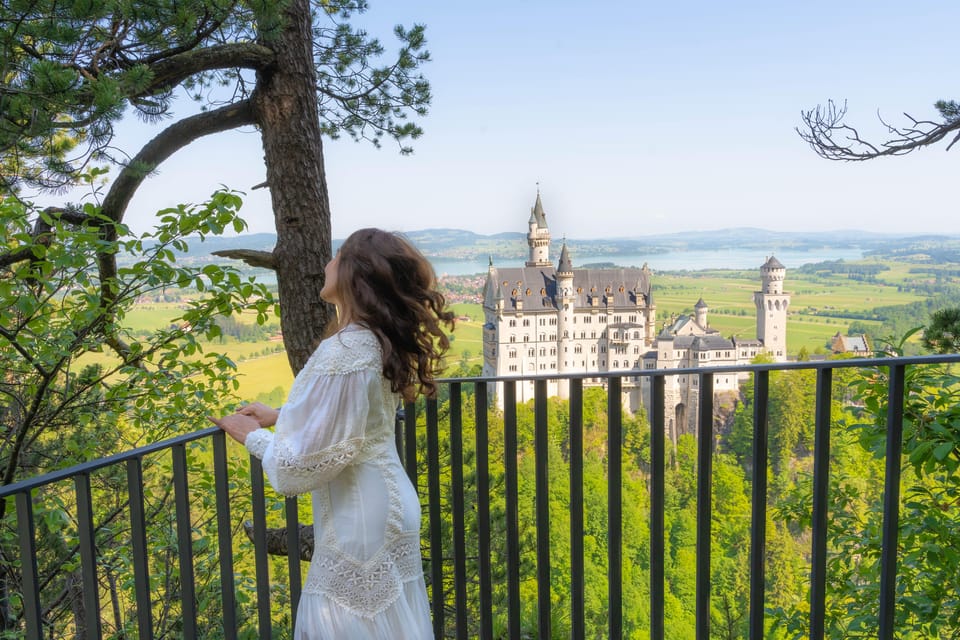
[1,354,958,639]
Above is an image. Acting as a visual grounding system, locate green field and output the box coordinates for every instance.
[91,255,957,403]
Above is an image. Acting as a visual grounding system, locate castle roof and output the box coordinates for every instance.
[484,265,652,312]
[557,242,573,273]
[531,192,547,227]
[694,297,708,309]
[763,255,785,270]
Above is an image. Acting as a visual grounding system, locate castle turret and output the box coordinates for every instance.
[526,191,552,267]
[754,256,790,362]
[694,297,708,328]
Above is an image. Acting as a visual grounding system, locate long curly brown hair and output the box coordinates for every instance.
[333,228,455,401]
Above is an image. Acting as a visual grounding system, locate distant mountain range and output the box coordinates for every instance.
[175,228,960,262]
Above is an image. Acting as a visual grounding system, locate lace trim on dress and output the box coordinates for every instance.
[303,531,423,619]
[245,429,271,460]
[271,437,365,489]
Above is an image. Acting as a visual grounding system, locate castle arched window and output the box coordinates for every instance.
[540,287,546,295]
[525,288,531,296]
[511,289,518,297]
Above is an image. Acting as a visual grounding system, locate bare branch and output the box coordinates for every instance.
[799,99,960,161]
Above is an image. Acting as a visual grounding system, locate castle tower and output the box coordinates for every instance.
[556,242,575,382]
[526,191,552,267]
[754,256,790,362]
[694,297,708,328]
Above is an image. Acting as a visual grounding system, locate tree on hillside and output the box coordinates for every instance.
[0,0,430,371]
[922,307,960,354]
[798,98,960,160]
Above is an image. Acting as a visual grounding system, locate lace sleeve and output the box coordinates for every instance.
[245,331,384,496]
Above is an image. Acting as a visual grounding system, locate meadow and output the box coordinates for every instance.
[97,255,953,402]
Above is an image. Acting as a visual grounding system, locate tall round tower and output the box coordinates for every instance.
[754,256,790,361]
[526,192,552,267]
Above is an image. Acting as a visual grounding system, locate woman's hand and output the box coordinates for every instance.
[208,413,262,445]
[237,402,281,428]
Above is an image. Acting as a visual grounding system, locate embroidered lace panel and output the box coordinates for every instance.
[303,531,422,619]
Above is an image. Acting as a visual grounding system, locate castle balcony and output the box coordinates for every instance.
[2,354,958,639]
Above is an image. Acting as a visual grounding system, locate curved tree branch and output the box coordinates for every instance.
[138,42,276,97]
[0,206,90,268]
[799,99,960,161]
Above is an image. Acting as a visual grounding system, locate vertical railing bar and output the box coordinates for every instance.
[249,456,272,640]
[74,473,102,640]
[534,379,552,639]
[474,382,494,640]
[426,398,444,639]
[404,401,418,489]
[695,373,714,640]
[608,376,623,640]
[504,381,521,639]
[126,457,154,640]
[879,364,906,640]
[650,374,666,640]
[450,383,468,639]
[749,370,770,640]
[285,495,302,628]
[14,491,42,640]
[212,432,238,640]
[809,367,833,640]
[570,379,585,640]
[172,444,198,639]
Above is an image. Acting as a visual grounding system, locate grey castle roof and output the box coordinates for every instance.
[530,192,547,227]
[483,264,652,312]
[763,255,785,270]
[557,243,573,273]
[694,297,708,309]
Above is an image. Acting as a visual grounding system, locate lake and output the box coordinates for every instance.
[430,247,866,276]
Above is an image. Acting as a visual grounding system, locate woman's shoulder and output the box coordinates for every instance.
[313,324,382,375]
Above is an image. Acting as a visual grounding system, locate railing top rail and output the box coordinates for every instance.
[0,426,222,499]
[5,352,959,499]
[439,353,960,384]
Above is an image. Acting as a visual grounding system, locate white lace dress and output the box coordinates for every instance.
[244,325,433,639]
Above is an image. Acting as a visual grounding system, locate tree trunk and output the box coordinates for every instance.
[253,0,334,374]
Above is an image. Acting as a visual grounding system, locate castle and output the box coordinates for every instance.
[481,193,790,437]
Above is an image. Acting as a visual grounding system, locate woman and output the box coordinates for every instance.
[211,228,453,639]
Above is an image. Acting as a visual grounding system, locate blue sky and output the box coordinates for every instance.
[97,1,959,239]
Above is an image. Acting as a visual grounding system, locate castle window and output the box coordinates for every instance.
[591,345,597,353]
[525,288,531,296]
[540,334,546,341]
[549,318,557,325]
[574,346,582,353]
[549,334,556,340]
[599,316,607,323]
[584,316,591,323]
[509,365,518,372]
[550,362,556,369]
[508,319,516,327]
[523,319,530,327]
[509,336,516,343]
[614,315,622,323]
[580,332,586,338]
[540,288,546,295]
[591,332,596,339]
[528,348,535,357]
[509,350,517,358]
[634,346,640,354]
[601,346,607,353]
[523,335,529,342]
[563,330,569,338]
[540,348,546,356]
[629,315,637,322]
[550,348,556,355]
[633,331,640,339]
[539,318,546,326]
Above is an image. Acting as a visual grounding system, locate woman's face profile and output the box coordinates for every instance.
[320,253,341,305]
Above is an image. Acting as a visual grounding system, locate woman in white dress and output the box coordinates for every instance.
[212,228,453,639]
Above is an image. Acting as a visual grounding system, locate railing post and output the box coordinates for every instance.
[503,381,521,639]
[749,370,770,640]
[404,400,418,489]
[474,382,494,640]
[172,443,198,639]
[14,491,41,640]
[285,495,302,626]
[249,456,272,639]
[608,375,623,640]
[879,364,906,640]
[426,397,444,639]
[696,373,714,640]
[534,378,552,639]
[809,367,833,640]
[126,457,155,640]
[74,473,102,640]
[213,431,238,640]
[450,383,468,639]
[570,379,585,640]
[650,374,665,640]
